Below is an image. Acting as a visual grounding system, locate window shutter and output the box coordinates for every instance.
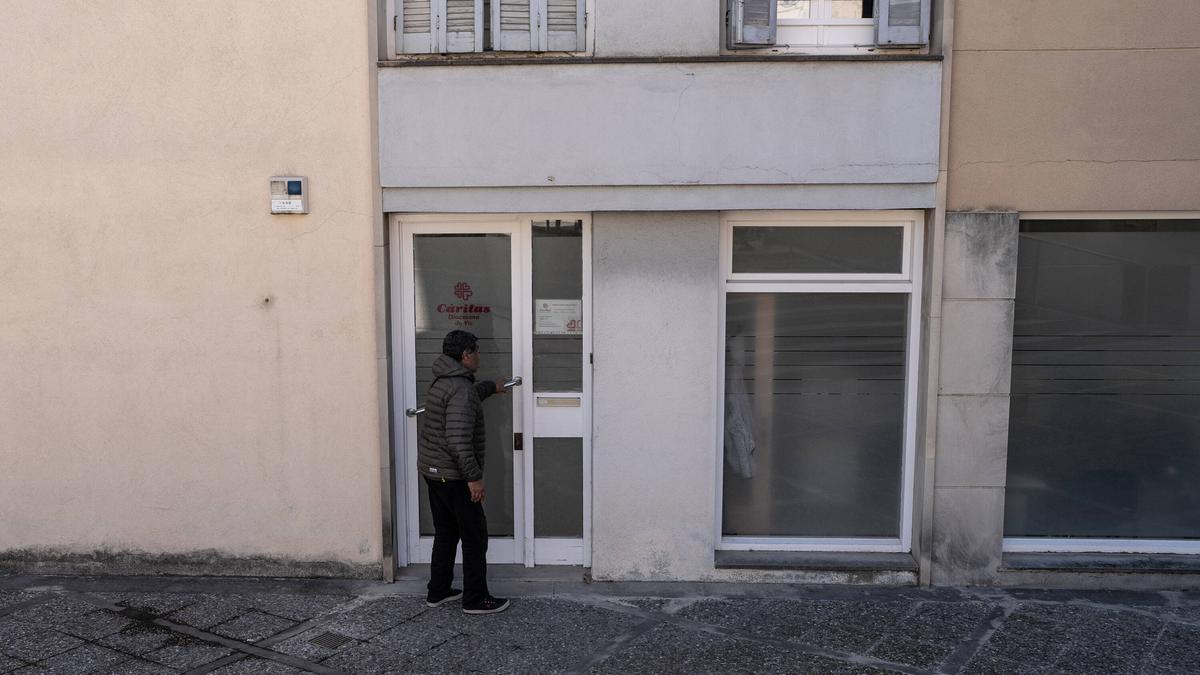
[396,0,483,53]
[728,0,777,49]
[397,0,435,53]
[443,0,485,52]
[876,0,930,46]
[544,0,585,52]
[493,0,536,51]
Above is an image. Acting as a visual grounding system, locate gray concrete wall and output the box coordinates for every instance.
[931,212,1019,585]
[591,212,721,580]
[379,61,941,189]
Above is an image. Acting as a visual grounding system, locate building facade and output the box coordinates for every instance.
[2,0,1197,589]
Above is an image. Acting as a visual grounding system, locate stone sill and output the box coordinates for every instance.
[715,550,918,573]
[1002,553,1200,574]
[379,54,942,68]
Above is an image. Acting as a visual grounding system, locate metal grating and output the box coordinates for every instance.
[308,631,354,649]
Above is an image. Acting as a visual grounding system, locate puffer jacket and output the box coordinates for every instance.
[417,354,497,482]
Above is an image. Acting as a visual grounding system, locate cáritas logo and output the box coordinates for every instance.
[439,282,490,327]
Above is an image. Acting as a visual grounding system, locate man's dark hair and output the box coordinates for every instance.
[442,330,479,361]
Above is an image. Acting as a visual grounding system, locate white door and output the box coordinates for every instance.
[394,215,591,567]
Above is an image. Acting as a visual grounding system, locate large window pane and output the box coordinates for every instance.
[722,293,907,537]
[732,226,904,274]
[534,437,583,537]
[532,220,583,392]
[1006,220,1200,540]
[414,234,515,537]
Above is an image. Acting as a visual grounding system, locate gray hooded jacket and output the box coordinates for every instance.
[417,354,498,482]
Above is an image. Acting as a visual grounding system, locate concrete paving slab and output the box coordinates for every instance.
[0,593,40,615]
[95,623,179,656]
[52,610,133,641]
[209,611,296,643]
[0,653,28,673]
[315,596,428,641]
[594,622,882,674]
[4,595,99,626]
[98,593,200,616]
[208,656,305,674]
[101,658,176,674]
[141,639,233,670]
[0,619,84,663]
[31,644,129,673]
[867,636,955,671]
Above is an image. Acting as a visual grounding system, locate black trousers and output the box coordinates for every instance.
[425,477,490,605]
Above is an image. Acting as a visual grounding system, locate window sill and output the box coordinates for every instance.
[715,550,917,573]
[378,53,942,68]
[1002,553,1200,575]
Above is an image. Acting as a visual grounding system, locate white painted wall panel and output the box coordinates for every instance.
[591,212,721,580]
[379,61,942,188]
[594,0,720,57]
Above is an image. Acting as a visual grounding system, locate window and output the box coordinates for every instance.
[717,212,923,552]
[728,0,929,51]
[777,0,875,49]
[1005,218,1200,554]
[391,0,587,55]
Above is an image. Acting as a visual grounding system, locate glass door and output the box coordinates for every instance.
[394,215,591,567]
[399,220,524,564]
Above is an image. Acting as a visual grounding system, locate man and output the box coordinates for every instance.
[418,330,511,614]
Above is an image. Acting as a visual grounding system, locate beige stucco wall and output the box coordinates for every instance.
[947,0,1200,212]
[0,2,381,571]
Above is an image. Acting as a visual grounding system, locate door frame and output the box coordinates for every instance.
[389,213,593,569]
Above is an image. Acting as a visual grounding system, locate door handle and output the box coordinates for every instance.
[405,406,425,418]
[503,376,523,389]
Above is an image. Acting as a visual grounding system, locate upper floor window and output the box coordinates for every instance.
[390,0,586,56]
[729,0,929,52]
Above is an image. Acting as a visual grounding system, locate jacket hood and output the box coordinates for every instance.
[432,353,474,380]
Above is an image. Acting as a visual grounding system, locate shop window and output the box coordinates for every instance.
[1005,219,1200,553]
[718,211,923,552]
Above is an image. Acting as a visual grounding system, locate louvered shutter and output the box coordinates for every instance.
[493,0,535,51]
[728,0,776,48]
[443,0,484,52]
[544,0,585,52]
[397,0,435,53]
[876,0,930,46]
[397,0,483,53]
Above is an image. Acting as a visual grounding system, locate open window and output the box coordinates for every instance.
[729,0,929,50]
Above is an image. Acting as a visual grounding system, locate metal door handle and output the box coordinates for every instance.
[503,376,523,389]
[405,406,425,417]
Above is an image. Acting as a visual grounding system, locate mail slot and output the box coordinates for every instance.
[532,393,585,437]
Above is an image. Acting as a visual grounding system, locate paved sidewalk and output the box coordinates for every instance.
[1,574,1198,674]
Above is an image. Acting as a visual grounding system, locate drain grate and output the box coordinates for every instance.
[308,631,354,649]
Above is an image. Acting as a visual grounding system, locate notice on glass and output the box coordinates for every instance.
[535,299,583,335]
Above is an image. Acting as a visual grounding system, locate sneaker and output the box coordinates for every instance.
[463,596,510,615]
[425,588,463,607]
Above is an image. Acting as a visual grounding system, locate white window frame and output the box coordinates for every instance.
[715,210,924,553]
[1002,210,1200,557]
[776,0,876,50]
[385,0,595,58]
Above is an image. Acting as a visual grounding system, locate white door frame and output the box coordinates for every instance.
[390,213,592,568]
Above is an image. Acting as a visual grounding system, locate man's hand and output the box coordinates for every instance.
[468,480,485,503]
[493,379,508,394]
